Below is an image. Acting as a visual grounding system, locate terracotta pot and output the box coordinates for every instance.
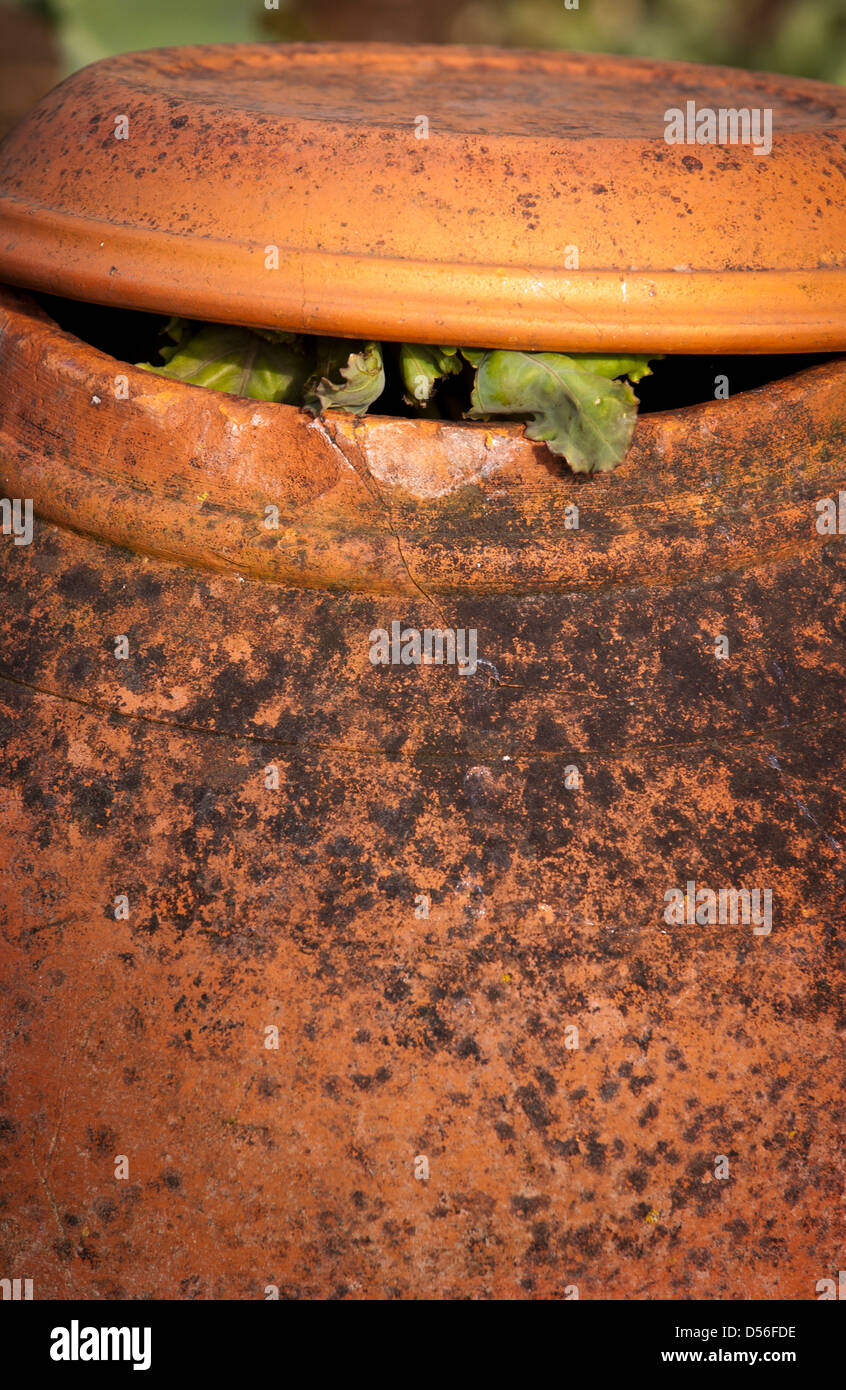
[1,41,845,1302]
[0,282,844,1299]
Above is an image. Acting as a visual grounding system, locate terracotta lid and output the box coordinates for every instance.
[0,42,844,353]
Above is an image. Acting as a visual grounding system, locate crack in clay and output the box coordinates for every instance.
[320,414,450,627]
[0,671,842,766]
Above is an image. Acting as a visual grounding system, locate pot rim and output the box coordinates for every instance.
[1,283,845,597]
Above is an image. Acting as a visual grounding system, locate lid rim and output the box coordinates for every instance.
[1,42,844,354]
[2,203,845,354]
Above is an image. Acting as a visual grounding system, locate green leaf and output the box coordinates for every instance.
[162,316,189,343]
[303,339,385,416]
[468,349,641,474]
[567,353,662,384]
[157,316,191,363]
[137,323,312,404]
[460,348,486,367]
[398,343,462,405]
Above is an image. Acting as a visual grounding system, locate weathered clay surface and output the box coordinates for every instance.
[0,288,844,1298]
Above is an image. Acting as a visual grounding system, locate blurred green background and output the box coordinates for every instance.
[1,0,844,136]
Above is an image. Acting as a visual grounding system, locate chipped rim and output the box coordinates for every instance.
[1,283,845,595]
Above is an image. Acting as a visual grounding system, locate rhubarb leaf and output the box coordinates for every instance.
[303,339,385,415]
[460,348,486,368]
[398,344,462,405]
[138,323,311,403]
[468,349,648,473]
[566,353,661,384]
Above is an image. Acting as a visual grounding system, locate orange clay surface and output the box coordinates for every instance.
[0,44,845,352]
[0,285,844,1297]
